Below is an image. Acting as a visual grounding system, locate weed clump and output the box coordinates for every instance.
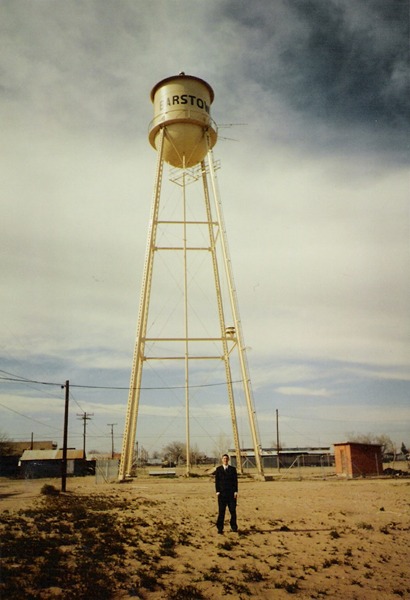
[356,522,373,530]
[242,565,264,582]
[167,584,206,599]
[40,483,60,496]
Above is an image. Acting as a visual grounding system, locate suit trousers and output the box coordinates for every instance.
[217,492,237,531]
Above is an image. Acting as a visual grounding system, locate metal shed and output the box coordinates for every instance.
[19,449,92,479]
[334,442,383,478]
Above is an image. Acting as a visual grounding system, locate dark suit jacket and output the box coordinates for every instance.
[215,464,238,495]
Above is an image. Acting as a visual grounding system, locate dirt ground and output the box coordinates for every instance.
[1,470,409,599]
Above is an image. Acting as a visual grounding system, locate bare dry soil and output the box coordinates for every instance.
[1,472,409,599]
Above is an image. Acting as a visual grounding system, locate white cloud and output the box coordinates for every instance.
[343,365,410,383]
[275,386,331,398]
[306,403,410,426]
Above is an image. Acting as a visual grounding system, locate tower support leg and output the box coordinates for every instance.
[207,147,265,480]
[118,129,165,480]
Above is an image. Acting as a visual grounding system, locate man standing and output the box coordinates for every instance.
[215,453,238,534]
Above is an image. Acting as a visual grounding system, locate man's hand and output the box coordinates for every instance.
[234,492,238,498]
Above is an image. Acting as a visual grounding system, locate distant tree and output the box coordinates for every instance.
[270,439,286,450]
[163,441,185,465]
[374,435,396,456]
[139,446,149,466]
[401,442,408,455]
[0,431,13,456]
[190,443,207,465]
[346,433,396,457]
[213,433,231,459]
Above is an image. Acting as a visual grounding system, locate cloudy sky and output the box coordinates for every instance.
[1,1,409,457]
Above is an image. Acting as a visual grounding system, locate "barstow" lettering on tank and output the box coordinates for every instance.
[159,94,210,113]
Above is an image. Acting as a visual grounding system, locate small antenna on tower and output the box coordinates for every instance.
[217,123,247,143]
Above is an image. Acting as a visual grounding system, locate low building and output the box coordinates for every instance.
[228,447,333,469]
[334,442,383,478]
[0,440,57,477]
[19,449,95,479]
[7,440,57,453]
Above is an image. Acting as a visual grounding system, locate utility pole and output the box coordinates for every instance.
[107,423,117,459]
[61,380,69,492]
[77,412,93,459]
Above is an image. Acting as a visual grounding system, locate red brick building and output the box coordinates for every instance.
[334,442,383,478]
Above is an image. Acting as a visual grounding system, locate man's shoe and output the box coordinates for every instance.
[231,528,238,532]
[217,529,223,534]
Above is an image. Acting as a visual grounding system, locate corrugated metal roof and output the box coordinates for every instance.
[56,449,84,460]
[88,452,113,460]
[227,447,332,458]
[20,450,58,461]
[333,442,382,448]
[20,449,84,461]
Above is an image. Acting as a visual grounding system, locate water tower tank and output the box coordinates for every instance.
[148,74,218,168]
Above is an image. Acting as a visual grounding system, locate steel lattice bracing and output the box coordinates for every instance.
[118,128,264,480]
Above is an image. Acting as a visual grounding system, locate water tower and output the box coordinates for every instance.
[119,74,264,479]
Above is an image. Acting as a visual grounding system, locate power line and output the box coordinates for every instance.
[0,370,61,387]
[0,401,62,431]
[0,371,242,391]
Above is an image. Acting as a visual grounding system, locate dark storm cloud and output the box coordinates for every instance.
[222,0,409,136]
